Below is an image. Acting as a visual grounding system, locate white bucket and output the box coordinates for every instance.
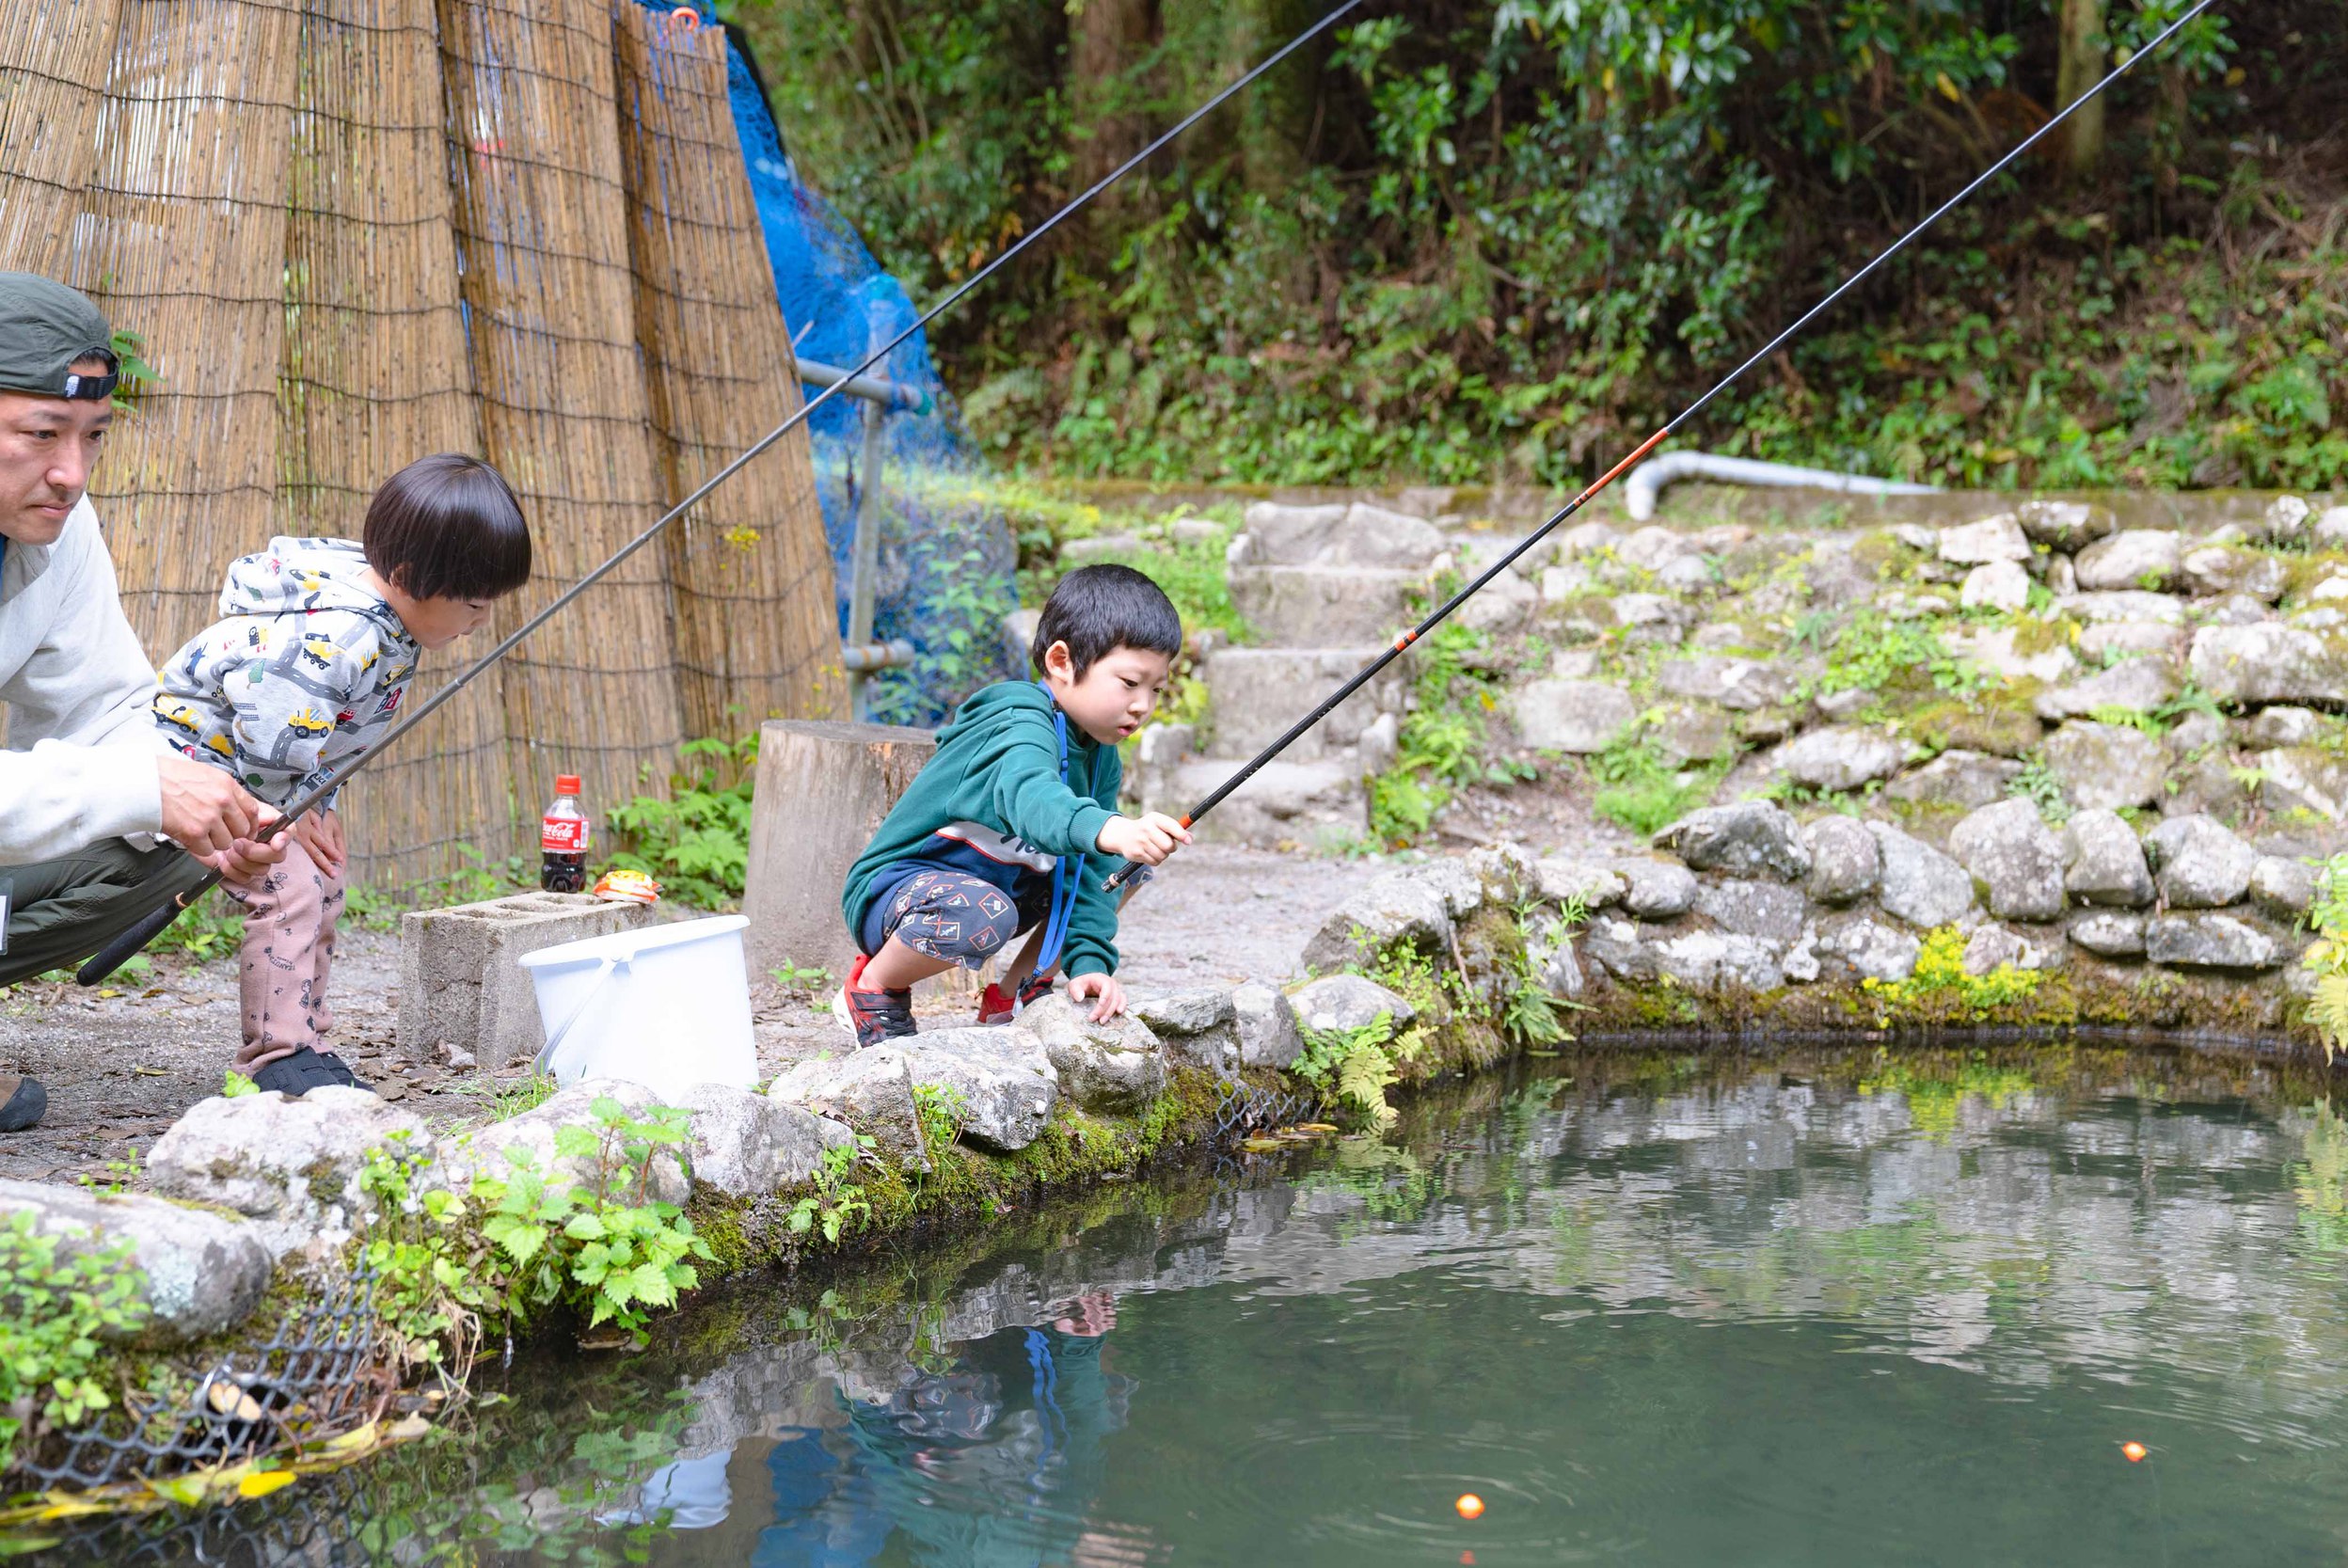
[517,914,757,1097]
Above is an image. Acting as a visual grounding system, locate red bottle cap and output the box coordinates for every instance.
[555,774,581,795]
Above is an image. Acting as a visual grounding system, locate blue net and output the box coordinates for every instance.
[704,10,1022,725]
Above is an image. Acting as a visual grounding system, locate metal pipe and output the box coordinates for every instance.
[798,356,932,415]
[1624,450,1940,521]
[840,640,915,673]
[846,398,887,719]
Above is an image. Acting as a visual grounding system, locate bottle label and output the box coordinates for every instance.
[542,816,590,853]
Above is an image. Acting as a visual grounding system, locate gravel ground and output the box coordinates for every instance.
[0,843,1392,1189]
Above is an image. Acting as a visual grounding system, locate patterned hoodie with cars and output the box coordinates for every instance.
[152,537,421,809]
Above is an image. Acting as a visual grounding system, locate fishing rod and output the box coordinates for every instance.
[1104,0,2220,895]
[74,0,1371,987]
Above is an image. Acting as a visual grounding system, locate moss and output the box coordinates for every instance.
[1849,531,1921,582]
[1908,696,2044,758]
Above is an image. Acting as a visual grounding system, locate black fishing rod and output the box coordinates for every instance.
[1104,0,2220,895]
[75,0,1371,987]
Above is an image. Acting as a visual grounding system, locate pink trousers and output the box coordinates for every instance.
[220,838,345,1070]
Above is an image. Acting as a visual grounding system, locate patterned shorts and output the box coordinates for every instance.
[872,869,1048,971]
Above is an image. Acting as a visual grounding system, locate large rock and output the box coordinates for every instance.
[1769,726,1909,792]
[1656,801,1811,882]
[1649,703,1737,764]
[1947,625,2077,685]
[2254,747,2348,822]
[1533,857,1626,911]
[1938,515,2031,564]
[2256,494,2315,546]
[2040,721,2166,811]
[2250,856,2317,920]
[2144,912,2282,971]
[1694,879,1808,945]
[2142,815,2258,909]
[2061,808,2154,907]
[1292,974,1417,1036]
[1130,987,1242,1073]
[2074,530,2183,591]
[2034,658,2180,722]
[1300,871,1453,974]
[1524,916,1585,998]
[1240,499,1446,568]
[1960,561,2030,612]
[771,1031,1060,1156]
[2190,623,2348,705]
[147,1087,438,1254]
[1909,706,2042,760]
[460,1079,693,1203]
[674,1084,838,1200]
[1948,798,2067,922]
[2245,706,2325,748]
[2017,499,2115,550]
[1582,917,1656,982]
[1231,982,1305,1071]
[1803,816,1880,905]
[1458,566,1536,633]
[2068,911,2147,958]
[1020,997,1168,1118]
[1512,679,1638,753]
[1885,751,2023,809]
[1611,858,1699,920]
[2078,622,2187,665]
[0,1180,274,1346]
[2181,545,2288,602]
[1647,928,1784,991]
[1656,656,1796,712]
[2062,590,2186,625]
[1866,822,1976,928]
[1815,913,1922,983]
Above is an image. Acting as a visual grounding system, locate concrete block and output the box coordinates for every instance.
[398,893,650,1069]
[742,720,938,986]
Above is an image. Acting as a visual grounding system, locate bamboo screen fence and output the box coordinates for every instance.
[0,0,843,887]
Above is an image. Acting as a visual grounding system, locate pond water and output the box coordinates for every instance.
[43,1043,2348,1565]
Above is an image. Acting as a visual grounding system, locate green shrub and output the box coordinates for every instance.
[0,1212,144,1470]
[608,735,758,910]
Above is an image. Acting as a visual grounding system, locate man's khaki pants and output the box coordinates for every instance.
[0,837,211,988]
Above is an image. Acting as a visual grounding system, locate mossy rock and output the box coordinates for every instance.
[1909,696,2044,758]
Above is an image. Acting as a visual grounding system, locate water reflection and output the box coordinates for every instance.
[32,1044,2348,1566]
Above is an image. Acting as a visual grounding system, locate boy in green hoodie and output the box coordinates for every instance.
[838,563,1192,1044]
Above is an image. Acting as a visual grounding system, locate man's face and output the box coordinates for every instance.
[0,368,110,546]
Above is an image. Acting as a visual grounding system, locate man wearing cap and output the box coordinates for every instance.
[0,273,284,1134]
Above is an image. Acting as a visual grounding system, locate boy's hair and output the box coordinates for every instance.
[363,452,531,601]
[1030,563,1182,676]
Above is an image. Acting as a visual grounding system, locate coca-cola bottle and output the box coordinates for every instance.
[540,774,590,893]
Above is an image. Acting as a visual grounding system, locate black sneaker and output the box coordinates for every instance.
[835,954,916,1048]
[251,1048,373,1098]
[0,1074,46,1132]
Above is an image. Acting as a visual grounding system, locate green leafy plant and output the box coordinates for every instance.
[1367,622,1527,848]
[787,1138,877,1244]
[769,961,835,996]
[1589,738,1726,837]
[107,325,158,413]
[608,735,759,910]
[0,1212,144,1470]
[912,1082,970,1155]
[449,1069,559,1122]
[2007,755,2072,824]
[1292,1010,1431,1130]
[2301,855,2348,1064]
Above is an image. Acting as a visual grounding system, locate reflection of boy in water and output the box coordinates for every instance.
[755,1292,1134,1568]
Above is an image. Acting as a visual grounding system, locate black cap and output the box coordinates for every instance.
[0,273,117,402]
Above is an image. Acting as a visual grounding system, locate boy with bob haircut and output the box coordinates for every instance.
[839,562,1191,1044]
[155,452,532,1095]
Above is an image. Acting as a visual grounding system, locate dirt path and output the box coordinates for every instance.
[0,844,1390,1188]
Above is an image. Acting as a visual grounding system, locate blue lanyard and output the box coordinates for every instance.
[1032,682,1085,976]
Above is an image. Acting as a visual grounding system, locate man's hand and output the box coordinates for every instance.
[1067,972,1127,1022]
[292,807,347,878]
[156,754,263,856]
[1094,812,1192,866]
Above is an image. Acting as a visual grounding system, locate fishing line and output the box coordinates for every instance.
[74,0,1371,986]
[1105,0,2221,895]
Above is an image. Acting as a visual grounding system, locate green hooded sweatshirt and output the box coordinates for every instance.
[841,680,1125,978]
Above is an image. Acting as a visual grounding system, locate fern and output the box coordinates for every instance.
[1336,1047,1401,1128]
[2312,972,2348,1066]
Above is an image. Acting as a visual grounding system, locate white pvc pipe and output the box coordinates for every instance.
[1624,450,1939,521]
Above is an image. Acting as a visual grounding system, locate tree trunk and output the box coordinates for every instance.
[2055,0,2106,174]
[1220,0,1319,197]
[1068,0,1158,198]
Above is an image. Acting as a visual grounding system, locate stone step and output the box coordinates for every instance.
[1228,563,1420,646]
[1201,645,1405,761]
[1237,499,1451,570]
[1139,756,1366,848]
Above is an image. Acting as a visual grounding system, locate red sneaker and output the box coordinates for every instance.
[977,973,1056,1024]
[835,953,916,1048]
